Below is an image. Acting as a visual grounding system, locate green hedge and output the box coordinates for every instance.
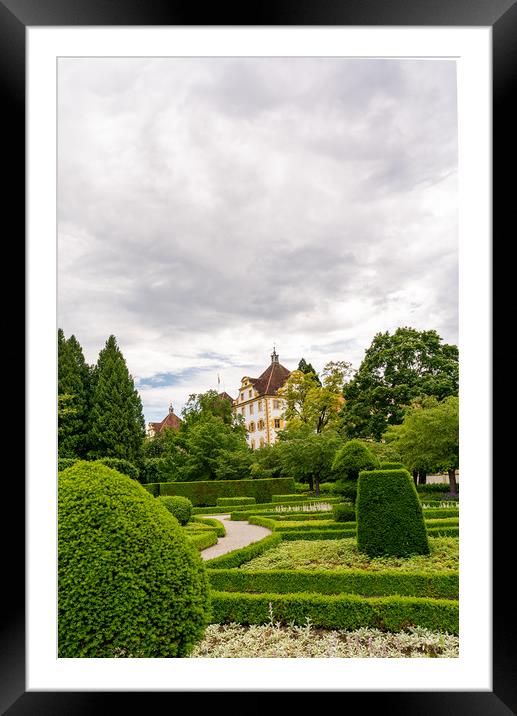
[143,482,160,497]
[427,527,459,537]
[216,496,256,506]
[230,498,340,520]
[357,469,430,558]
[425,518,459,527]
[268,512,336,522]
[271,494,310,502]
[280,529,357,541]
[159,495,193,525]
[205,534,282,569]
[275,521,355,533]
[332,504,356,522]
[416,483,458,493]
[158,477,295,505]
[191,516,227,537]
[379,462,405,470]
[186,531,219,551]
[58,458,77,472]
[207,569,459,600]
[421,508,459,519]
[209,591,459,634]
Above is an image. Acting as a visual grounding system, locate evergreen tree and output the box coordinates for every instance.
[297,358,322,386]
[58,329,91,458]
[87,335,146,462]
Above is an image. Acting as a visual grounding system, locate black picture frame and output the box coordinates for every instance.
[6,0,511,712]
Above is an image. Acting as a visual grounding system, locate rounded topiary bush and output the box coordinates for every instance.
[159,495,193,525]
[356,469,430,558]
[58,462,210,657]
[332,440,378,481]
[58,457,77,472]
[332,503,356,522]
[379,462,405,470]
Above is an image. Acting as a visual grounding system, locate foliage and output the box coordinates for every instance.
[357,469,430,558]
[58,457,77,472]
[207,568,458,599]
[332,439,378,481]
[192,624,459,659]
[379,462,405,470]
[214,449,254,480]
[241,536,458,572]
[58,330,91,458]
[181,389,240,429]
[331,481,358,503]
[58,462,210,657]
[332,504,356,522]
[297,357,322,385]
[341,327,459,440]
[94,457,139,480]
[159,495,193,525]
[277,361,352,434]
[185,530,219,551]
[158,477,296,506]
[357,440,402,464]
[87,335,146,462]
[249,443,285,478]
[191,516,227,537]
[180,415,249,481]
[216,496,256,506]
[205,534,283,569]
[383,396,459,493]
[208,591,458,634]
[279,429,343,494]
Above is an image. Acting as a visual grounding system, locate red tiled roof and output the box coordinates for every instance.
[150,411,182,433]
[249,362,291,397]
[218,391,234,402]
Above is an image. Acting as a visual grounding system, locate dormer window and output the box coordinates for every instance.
[248,389,252,398]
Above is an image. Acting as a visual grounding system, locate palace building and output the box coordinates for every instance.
[147,404,182,437]
[233,349,291,448]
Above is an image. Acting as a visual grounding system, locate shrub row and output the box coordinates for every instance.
[230,498,340,520]
[280,529,357,541]
[416,483,458,493]
[205,534,283,569]
[186,531,219,551]
[427,527,459,537]
[421,508,459,518]
[271,494,311,502]
[216,496,256,506]
[207,569,459,600]
[275,521,355,533]
[191,516,226,537]
[379,462,405,470]
[209,591,459,634]
[148,477,295,505]
[425,518,459,527]
[332,504,356,522]
[266,512,335,522]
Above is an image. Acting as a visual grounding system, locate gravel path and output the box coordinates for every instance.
[199,515,272,560]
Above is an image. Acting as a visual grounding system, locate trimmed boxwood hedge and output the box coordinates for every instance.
[192,516,227,537]
[281,529,357,541]
[332,504,356,522]
[158,477,295,505]
[186,531,218,551]
[58,461,210,658]
[379,462,405,470]
[205,534,283,569]
[421,508,459,519]
[159,495,193,525]
[209,591,459,634]
[427,527,459,537]
[271,494,309,502]
[357,469,430,558]
[207,569,459,600]
[216,496,256,506]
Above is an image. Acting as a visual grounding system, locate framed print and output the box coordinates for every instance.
[3,0,512,711]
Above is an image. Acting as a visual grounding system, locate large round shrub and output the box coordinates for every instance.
[58,457,77,472]
[58,462,210,657]
[356,468,430,558]
[331,440,379,481]
[159,495,193,525]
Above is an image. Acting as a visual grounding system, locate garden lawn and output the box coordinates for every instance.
[239,537,458,572]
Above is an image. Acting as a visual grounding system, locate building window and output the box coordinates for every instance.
[241,392,245,401]
[274,418,281,429]
[249,403,254,414]
[258,400,263,412]
[273,400,280,410]
[248,389,252,398]
[257,419,265,431]
[249,422,255,432]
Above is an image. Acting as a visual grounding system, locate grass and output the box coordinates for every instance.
[191,623,459,658]
[239,536,458,572]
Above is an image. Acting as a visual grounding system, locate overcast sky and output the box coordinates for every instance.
[58,57,458,424]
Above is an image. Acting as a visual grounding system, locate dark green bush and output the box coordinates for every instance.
[209,591,458,634]
[94,457,139,480]
[207,569,459,600]
[332,480,358,504]
[332,440,378,481]
[159,495,193,525]
[332,504,356,522]
[379,462,405,470]
[357,469,430,558]
[159,477,295,505]
[216,496,256,506]
[58,458,77,472]
[58,461,210,657]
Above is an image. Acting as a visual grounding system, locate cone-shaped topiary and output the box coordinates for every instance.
[356,469,430,558]
[58,462,210,657]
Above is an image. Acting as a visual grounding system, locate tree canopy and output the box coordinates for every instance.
[297,358,321,386]
[279,429,343,494]
[58,329,91,458]
[341,327,458,440]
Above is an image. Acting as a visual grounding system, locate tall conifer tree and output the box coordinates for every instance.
[58,329,91,458]
[87,335,146,462]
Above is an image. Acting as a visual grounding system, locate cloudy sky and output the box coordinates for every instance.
[58,58,458,424]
